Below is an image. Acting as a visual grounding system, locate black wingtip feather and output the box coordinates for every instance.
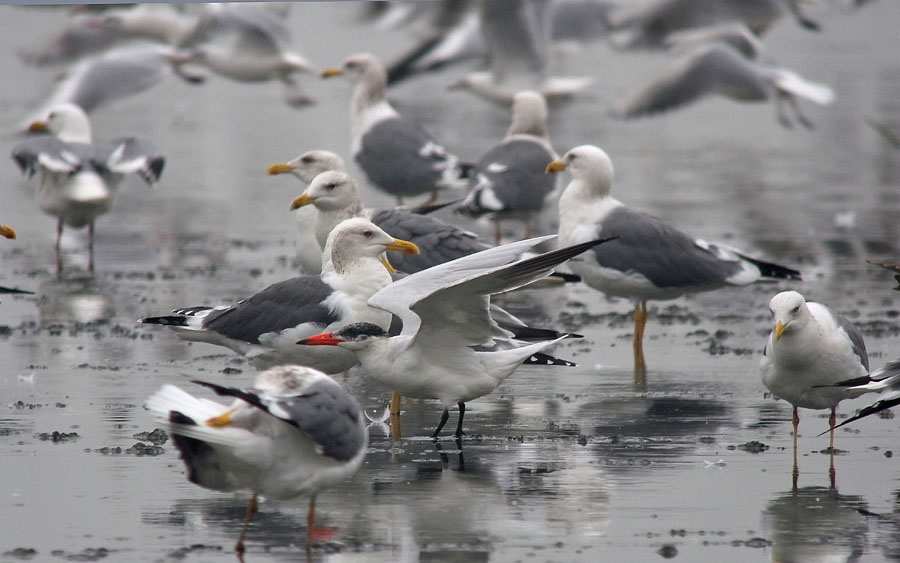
[822,396,900,434]
[524,352,577,367]
[139,315,188,326]
[739,253,802,281]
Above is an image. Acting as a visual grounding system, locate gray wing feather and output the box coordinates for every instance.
[593,206,744,288]
[99,136,166,184]
[356,118,461,196]
[462,138,556,214]
[11,136,94,175]
[370,208,489,273]
[268,380,365,462]
[829,308,869,371]
[202,276,338,344]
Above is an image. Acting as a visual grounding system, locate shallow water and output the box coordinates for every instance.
[1,3,899,562]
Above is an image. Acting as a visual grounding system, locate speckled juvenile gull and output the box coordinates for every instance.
[546,145,801,376]
[321,52,471,204]
[267,150,349,274]
[139,218,419,373]
[610,40,833,127]
[760,291,870,484]
[298,235,609,438]
[458,91,558,243]
[827,359,900,430]
[145,365,367,554]
[448,0,593,106]
[286,169,490,275]
[11,103,164,272]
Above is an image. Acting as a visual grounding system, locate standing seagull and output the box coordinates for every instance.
[145,365,367,554]
[458,90,558,244]
[11,103,164,272]
[321,52,471,204]
[139,217,419,372]
[760,290,870,486]
[298,235,610,438]
[546,145,800,377]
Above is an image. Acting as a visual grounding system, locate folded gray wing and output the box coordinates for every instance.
[462,138,556,214]
[11,136,93,175]
[588,205,747,288]
[370,207,489,273]
[202,276,339,344]
[828,308,869,371]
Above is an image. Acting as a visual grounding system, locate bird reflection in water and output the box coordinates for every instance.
[762,486,869,563]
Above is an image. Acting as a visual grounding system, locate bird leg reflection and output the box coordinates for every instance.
[55,219,64,274]
[633,301,648,382]
[306,495,317,555]
[235,493,258,554]
[792,406,799,489]
[88,222,95,273]
[828,407,837,489]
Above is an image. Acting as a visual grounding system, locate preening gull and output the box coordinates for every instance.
[546,145,801,376]
[458,91,558,243]
[145,365,367,554]
[267,150,349,273]
[610,40,834,127]
[298,235,611,438]
[448,0,593,106]
[286,168,490,275]
[760,291,869,485]
[139,218,419,373]
[321,52,471,204]
[826,359,900,430]
[11,103,165,272]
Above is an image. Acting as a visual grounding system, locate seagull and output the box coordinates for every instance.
[144,364,367,554]
[457,90,558,244]
[20,44,206,129]
[286,168,491,275]
[449,0,593,106]
[321,52,471,204]
[546,144,801,377]
[178,3,316,107]
[267,150,349,274]
[760,290,869,485]
[298,235,611,438]
[11,103,165,272]
[139,217,419,373]
[609,40,834,127]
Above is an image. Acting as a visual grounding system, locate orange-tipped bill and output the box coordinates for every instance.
[27,120,47,133]
[205,408,236,427]
[297,333,343,346]
[774,321,785,342]
[545,160,566,174]
[320,68,343,78]
[0,225,16,240]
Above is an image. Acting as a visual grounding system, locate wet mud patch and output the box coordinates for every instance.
[49,547,114,561]
[35,431,79,443]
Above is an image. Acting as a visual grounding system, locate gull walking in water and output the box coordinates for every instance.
[458,90,558,244]
[145,365,367,554]
[321,52,471,205]
[760,290,870,487]
[139,217,419,372]
[11,103,164,272]
[546,145,800,379]
[298,235,611,438]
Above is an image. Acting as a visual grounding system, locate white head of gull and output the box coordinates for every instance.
[547,144,800,377]
[139,217,419,373]
[145,364,367,554]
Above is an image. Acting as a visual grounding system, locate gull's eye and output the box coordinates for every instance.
[345,61,358,70]
[325,183,336,191]
[301,155,314,164]
[792,305,800,313]
[363,230,373,238]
